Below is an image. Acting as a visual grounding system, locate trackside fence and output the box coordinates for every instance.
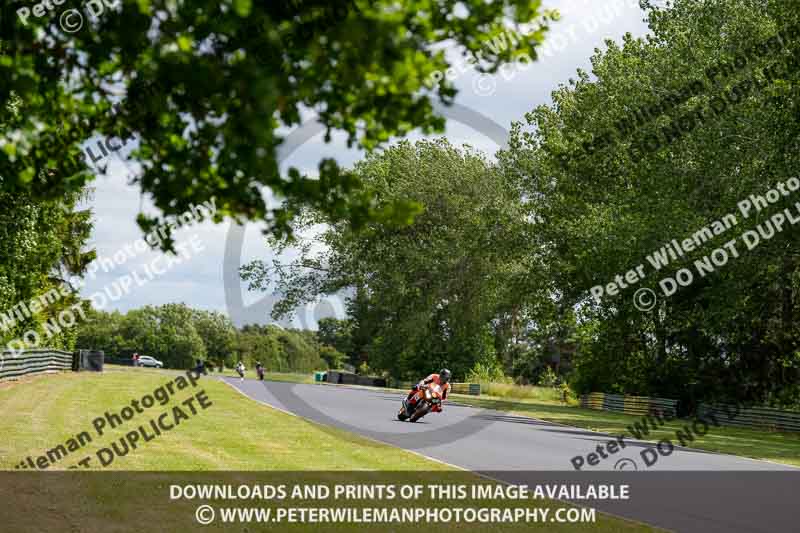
[0,349,103,381]
[698,403,800,432]
[0,349,74,381]
[326,370,387,387]
[450,383,482,395]
[580,392,677,416]
[581,392,800,432]
[105,357,134,366]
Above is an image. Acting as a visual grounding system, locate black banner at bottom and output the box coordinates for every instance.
[0,471,796,532]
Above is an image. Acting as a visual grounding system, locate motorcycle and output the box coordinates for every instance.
[397,383,443,422]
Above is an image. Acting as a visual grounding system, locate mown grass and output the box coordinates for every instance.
[210,366,316,384]
[0,367,441,471]
[477,382,574,404]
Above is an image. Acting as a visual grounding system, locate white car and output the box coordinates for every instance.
[136,356,163,368]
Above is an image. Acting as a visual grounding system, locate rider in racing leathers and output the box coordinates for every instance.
[406,369,451,411]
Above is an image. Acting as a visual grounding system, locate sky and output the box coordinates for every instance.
[79,0,651,328]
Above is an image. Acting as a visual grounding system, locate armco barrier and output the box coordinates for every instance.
[582,392,605,410]
[698,403,800,432]
[581,392,800,432]
[0,349,74,381]
[325,371,387,388]
[580,392,678,416]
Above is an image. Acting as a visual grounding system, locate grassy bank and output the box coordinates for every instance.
[106,364,318,384]
[0,367,439,470]
[476,382,574,405]
[211,367,316,384]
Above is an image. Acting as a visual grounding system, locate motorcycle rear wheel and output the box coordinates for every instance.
[410,406,429,422]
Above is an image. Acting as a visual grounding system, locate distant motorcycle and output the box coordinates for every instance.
[398,383,443,422]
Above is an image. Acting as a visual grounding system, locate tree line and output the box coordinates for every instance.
[74,304,345,372]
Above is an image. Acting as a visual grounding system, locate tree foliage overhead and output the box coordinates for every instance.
[1,0,554,240]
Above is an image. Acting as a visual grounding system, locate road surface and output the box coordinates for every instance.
[223,377,798,532]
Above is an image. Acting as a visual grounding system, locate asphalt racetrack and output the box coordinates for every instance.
[224,377,798,532]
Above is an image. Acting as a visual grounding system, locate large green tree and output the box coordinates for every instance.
[316,317,355,361]
[502,0,800,407]
[126,304,207,368]
[244,139,538,379]
[192,309,236,365]
[1,86,95,352]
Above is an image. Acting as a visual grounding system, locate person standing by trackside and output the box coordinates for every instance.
[256,361,265,381]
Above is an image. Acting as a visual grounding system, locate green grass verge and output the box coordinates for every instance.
[113,364,318,384]
[476,382,572,404]
[211,366,316,384]
[0,367,441,471]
